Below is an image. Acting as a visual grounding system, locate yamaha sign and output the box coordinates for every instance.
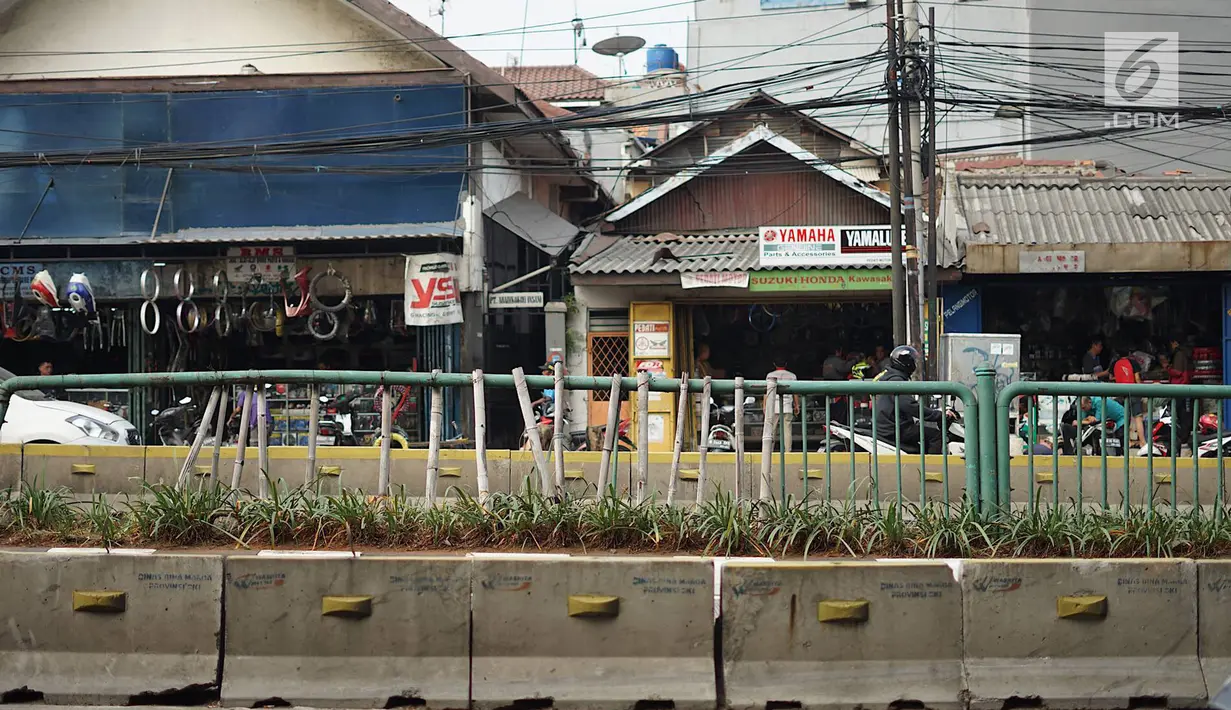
[759,225,894,267]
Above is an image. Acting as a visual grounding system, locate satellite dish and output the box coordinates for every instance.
[592,34,646,76]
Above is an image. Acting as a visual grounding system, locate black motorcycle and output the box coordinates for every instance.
[150,396,204,446]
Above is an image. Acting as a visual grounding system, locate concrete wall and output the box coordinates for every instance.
[2,553,1230,709]
[0,0,444,78]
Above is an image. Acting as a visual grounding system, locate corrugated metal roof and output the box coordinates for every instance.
[151,222,462,244]
[570,233,878,275]
[958,175,1231,246]
[484,193,579,255]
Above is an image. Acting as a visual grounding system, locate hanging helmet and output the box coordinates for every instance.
[30,270,58,307]
[888,345,920,376]
[850,361,871,381]
[65,273,96,316]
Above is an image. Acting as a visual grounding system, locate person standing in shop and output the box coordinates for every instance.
[1112,350,1147,453]
[1081,337,1111,379]
[695,342,726,379]
[765,358,799,454]
[1163,335,1195,447]
[822,346,853,381]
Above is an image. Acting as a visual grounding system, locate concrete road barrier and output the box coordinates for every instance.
[722,560,963,710]
[963,559,1204,709]
[471,556,715,710]
[22,444,144,494]
[1199,561,1231,699]
[221,555,470,709]
[0,551,222,705]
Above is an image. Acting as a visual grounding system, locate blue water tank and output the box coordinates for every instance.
[646,44,678,73]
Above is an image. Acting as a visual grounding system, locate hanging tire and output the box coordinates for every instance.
[309,269,352,313]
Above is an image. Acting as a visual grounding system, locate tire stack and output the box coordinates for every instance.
[1193,346,1222,384]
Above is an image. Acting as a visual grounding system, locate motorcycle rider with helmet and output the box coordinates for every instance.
[871,345,953,454]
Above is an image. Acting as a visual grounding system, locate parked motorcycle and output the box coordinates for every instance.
[150,396,203,446]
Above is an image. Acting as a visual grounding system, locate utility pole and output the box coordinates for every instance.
[926,7,940,378]
[886,0,906,347]
[897,0,922,361]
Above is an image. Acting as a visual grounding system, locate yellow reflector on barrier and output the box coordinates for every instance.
[800,469,824,480]
[318,465,342,477]
[73,590,126,613]
[439,466,462,478]
[194,465,211,477]
[322,595,373,619]
[818,599,869,623]
[71,463,96,475]
[924,471,944,483]
[1155,473,1173,485]
[1036,471,1055,484]
[678,469,699,481]
[1057,594,1107,619]
[564,470,587,480]
[567,594,620,618]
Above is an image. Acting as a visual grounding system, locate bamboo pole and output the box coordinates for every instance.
[472,369,490,504]
[426,376,444,506]
[734,377,745,501]
[552,361,565,498]
[175,387,221,490]
[666,372,689,506]
[377,378,393,496]
[210,387,229,486]
[305,383,319,486]
[513,367,551,493]
[636,370,650,504]
[256,384,270,498]
[231,385,254,489]
[596,373,621,499]
[759,378,777,502]
[697,376,712,506]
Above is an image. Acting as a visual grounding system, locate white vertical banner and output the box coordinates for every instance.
[404,253,464,326]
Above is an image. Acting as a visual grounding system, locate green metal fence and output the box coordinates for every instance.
[0,368,986,511]
[996,380,1230,514]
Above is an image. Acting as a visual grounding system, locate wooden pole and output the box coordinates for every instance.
[305,383,320,486]
[635,370,650,504]
[552,362,565,498]
[210,387,229,486]
[176,387,221,490]
[472,369,490,504]
[256,385,271,499]
[734,376,745,501]
[513,367,551,493]
[426,376,444,506]
[596,373,621,499]
[759,378,777,502]
[666,372,689,506]
[231,385,254,490]
[697,376,712,506]
[378,378,393,496]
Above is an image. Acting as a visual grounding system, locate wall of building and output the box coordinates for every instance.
[689,0,1231,173]
[0,0,443,79]
[688,0,1028,155]
[0,83,467,239]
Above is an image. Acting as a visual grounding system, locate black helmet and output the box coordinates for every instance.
[888,345,920,376]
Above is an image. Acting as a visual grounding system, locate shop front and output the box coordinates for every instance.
[945,173,1231,387]
[0,237,465,444]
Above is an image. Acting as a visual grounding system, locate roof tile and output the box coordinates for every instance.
[498,65,608,102]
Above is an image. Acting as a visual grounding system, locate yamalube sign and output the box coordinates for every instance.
[759,225,894,267]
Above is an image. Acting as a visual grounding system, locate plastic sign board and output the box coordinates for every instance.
[759,225,894,267]
[404,253,462,326]
[488,292,545,309]
[748,269,892,292]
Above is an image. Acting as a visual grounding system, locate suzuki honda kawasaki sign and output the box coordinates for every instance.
[758,225,894,267]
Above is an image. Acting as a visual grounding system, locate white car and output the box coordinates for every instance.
[0,367,140,446]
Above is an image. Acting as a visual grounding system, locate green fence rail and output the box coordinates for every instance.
[0,367,986,512]
[996,380,1230,515]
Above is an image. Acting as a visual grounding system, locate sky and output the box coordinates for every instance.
[392,0,693,79]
